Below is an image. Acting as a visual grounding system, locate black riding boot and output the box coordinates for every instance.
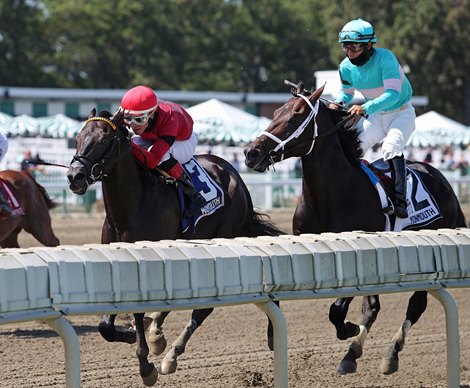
[390,156,408,218]
[0,189,13,216]
[177,173,206,218]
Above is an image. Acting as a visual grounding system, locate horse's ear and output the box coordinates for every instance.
[112,109,124,122]
[309,84,325,102]
[112,109,126,131]
[88,108,96,119]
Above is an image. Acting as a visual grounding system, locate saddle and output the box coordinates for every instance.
[0,178,25,219]
[360,159,442,231]
[180,158,225,233]
[141,158,225,234]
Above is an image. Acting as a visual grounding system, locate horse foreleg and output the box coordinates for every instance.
[134,313,158,386]
[148,311,171,355]
[337,295,380,374]
[98,314,136,344]
[381,291,428,375]
[329,297,360,340]
[159,308,214,375]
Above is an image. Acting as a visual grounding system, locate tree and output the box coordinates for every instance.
[0,0,54,86]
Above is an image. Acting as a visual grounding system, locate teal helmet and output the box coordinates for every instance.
[338,18,377,43]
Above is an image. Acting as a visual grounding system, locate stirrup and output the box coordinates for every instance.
[393,204,408,218]
[383,198,395,215]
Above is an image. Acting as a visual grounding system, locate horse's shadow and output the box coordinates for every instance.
[0,324,98,338]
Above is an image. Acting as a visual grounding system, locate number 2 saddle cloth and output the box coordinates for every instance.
[360,159,442,232]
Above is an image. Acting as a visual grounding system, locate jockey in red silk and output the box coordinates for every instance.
[120,85,205,217]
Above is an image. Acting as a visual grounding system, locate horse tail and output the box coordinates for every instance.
[38,183,60,210]
[245,209,286,237]
[25,171,60,210]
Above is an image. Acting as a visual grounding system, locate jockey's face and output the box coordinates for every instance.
[344,42,372,59]
[129,121,148,135]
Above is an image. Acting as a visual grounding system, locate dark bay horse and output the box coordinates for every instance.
[0,170,59,248]
[66,109,283,386]
[244,82,466,375]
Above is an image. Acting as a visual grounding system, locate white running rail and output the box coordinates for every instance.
[1,228,470,387]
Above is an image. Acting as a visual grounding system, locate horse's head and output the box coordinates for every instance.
[244,82,326,172]
[67,109,131,195]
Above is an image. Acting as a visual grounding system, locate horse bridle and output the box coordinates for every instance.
[71,116,130,186]
[259,94,357,167]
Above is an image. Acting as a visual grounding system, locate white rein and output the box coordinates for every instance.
[260,94,319,161]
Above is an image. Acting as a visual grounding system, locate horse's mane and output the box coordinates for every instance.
[320,101,364,163]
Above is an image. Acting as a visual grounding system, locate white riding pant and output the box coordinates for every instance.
[132,132,198,165]
[357,104,416,161]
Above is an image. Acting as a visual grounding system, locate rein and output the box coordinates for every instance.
[71,116,130,187]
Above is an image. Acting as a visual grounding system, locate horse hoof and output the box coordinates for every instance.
[159,358,177,375]
[141,364,158,386]
[337,359,357,374]
[380,356,399,375]
[149,328,167,356]
[268,336,274,351]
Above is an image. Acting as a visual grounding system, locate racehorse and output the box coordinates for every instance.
[66,109,283,386]
[0,170,60,248]
[244,81,466,375]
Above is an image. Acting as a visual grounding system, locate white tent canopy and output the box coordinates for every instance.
[187,98,269,143]
[37,114,82,138]
[0,113,83,138]
[407,111,468,147]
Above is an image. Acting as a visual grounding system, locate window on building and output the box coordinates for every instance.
[65,102,80,119]
[32,102,48,117]
[0,101,14,115]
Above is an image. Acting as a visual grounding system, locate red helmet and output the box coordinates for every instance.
[120,86,158,115]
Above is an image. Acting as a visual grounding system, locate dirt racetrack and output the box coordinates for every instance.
[2,208,470,387]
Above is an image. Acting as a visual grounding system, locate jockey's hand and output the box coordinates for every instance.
[328,102,345,110]
[347,105,366,116]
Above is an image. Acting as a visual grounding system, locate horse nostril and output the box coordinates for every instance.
[247,148,260,161]
[67,171,85,184]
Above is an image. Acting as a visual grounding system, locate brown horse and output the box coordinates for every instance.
[0,170,60,248]
[66,109,283,386]
[244,81,466,375]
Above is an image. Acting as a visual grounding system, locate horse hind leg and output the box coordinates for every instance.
[98,314,137,344]
[380,291,427,375]
[148,311,170,355]
[329,297,360,340]
[159,308,214,375]
[337,295,380,374]
[1,229,21,248]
